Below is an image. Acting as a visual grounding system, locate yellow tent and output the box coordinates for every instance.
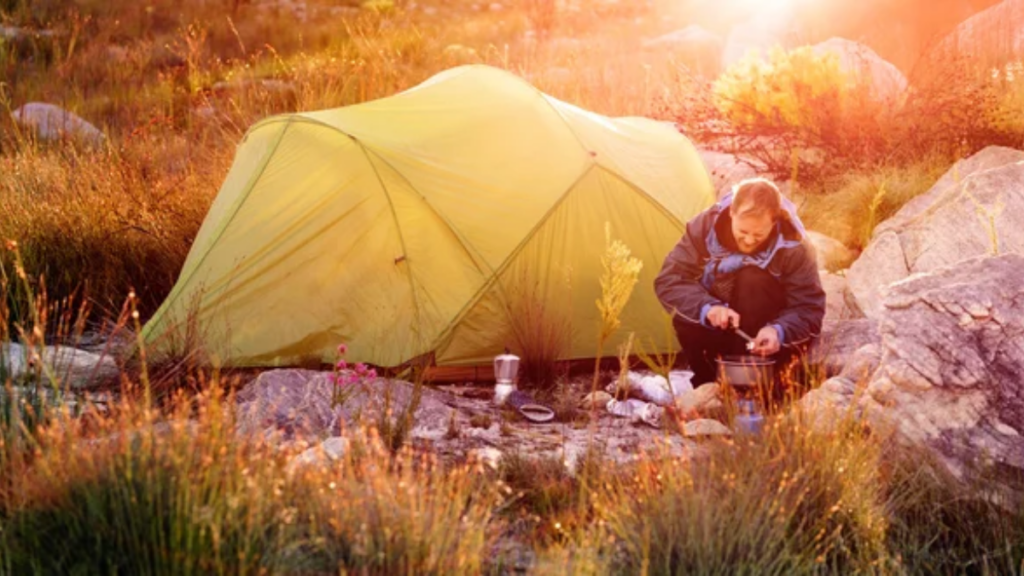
[142,65,715,368]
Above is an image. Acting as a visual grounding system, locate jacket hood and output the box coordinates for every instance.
[712,191,806,242]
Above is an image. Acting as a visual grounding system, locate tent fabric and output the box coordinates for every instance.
[141,65,716,368]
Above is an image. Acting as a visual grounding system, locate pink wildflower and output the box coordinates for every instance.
[336,360,348,371]
[367,369,377,380]
[337,343,348,355]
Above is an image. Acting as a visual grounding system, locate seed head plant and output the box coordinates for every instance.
[592,222,643,395]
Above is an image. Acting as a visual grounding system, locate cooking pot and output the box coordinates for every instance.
[716,355,775,388]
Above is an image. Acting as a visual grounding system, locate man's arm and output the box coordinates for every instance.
[772,242,826,345]
[654,218,723,325]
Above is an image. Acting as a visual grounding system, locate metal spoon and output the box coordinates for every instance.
[729,322,757,351]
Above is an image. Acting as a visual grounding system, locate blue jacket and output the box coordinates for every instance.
[654,192,826,345]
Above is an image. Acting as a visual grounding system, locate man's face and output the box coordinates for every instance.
[731,210,775,254]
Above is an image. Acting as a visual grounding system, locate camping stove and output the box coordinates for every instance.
[716,355,774,435]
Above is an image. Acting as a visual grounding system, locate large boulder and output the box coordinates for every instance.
[809,37,907,104]
[847,147,1024,319]
[235,369,456,441]
[859,254,1024,498]
[10,103,105,148]
[807,231,858,272]
[819,271,851,323]
[846,231,911,318]
[643,25,723,77]
[874,146,1024,238]
[812,318,880,378]
[927,0,1024,64]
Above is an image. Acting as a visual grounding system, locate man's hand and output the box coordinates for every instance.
[751,326,780,356]
[706,305,741,330]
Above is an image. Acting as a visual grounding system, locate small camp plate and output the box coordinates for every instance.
[518,404,555,423]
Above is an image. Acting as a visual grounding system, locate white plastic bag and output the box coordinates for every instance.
[625,370,695,406]
[607,398,649,417]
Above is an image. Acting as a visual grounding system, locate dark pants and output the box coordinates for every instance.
[674,266,802,396]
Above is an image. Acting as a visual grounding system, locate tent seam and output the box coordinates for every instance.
[425,163,599,357]
[430,164,708,363]
[362,147,494,278]
[142,119,293,339]
[353,141,427,351]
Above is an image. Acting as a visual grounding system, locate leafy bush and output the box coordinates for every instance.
[711,46,888,182]
[695,46,1024,189]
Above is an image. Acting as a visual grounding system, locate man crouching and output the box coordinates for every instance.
[654,178,826,390]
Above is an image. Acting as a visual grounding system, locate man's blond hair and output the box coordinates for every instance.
[731,178,782,220]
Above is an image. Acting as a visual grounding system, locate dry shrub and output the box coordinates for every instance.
[0,131,226,320]
[502,271,574,390]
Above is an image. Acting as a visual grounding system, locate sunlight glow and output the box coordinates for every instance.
[730,0,815,15]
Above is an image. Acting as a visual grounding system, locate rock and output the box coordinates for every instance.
[643,25,723,77]
[235,369,457,442]
[846,231,910,319]
[813,318,880,378]
[468,446,503,470]
[807,230,857,272]
[696,149,760,199]
[1,342,119,389]
[874,146,1024,239]
[0,25,59,54]
[11,103,105,148]
[840,343,883,382]
[579,390,613,410]
[928,0,1024,65]
[806,229,856,272]
[859,254,1024,501]
[683,418,732,437]
[1,26,58,42]
[794,375,860,434]
[849,149,1024,319]
[286,437,349,473]
[809,37,907,104]
[673,383,724,420]
[819,271,860,324]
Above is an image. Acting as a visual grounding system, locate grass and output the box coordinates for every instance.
[0,387,501,574]
[3,0,1024,572]
[2,344,1023,572]
[798,157,952,251]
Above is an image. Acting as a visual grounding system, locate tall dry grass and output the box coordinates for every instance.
[0,382,501,574]
[798,158,951,251]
